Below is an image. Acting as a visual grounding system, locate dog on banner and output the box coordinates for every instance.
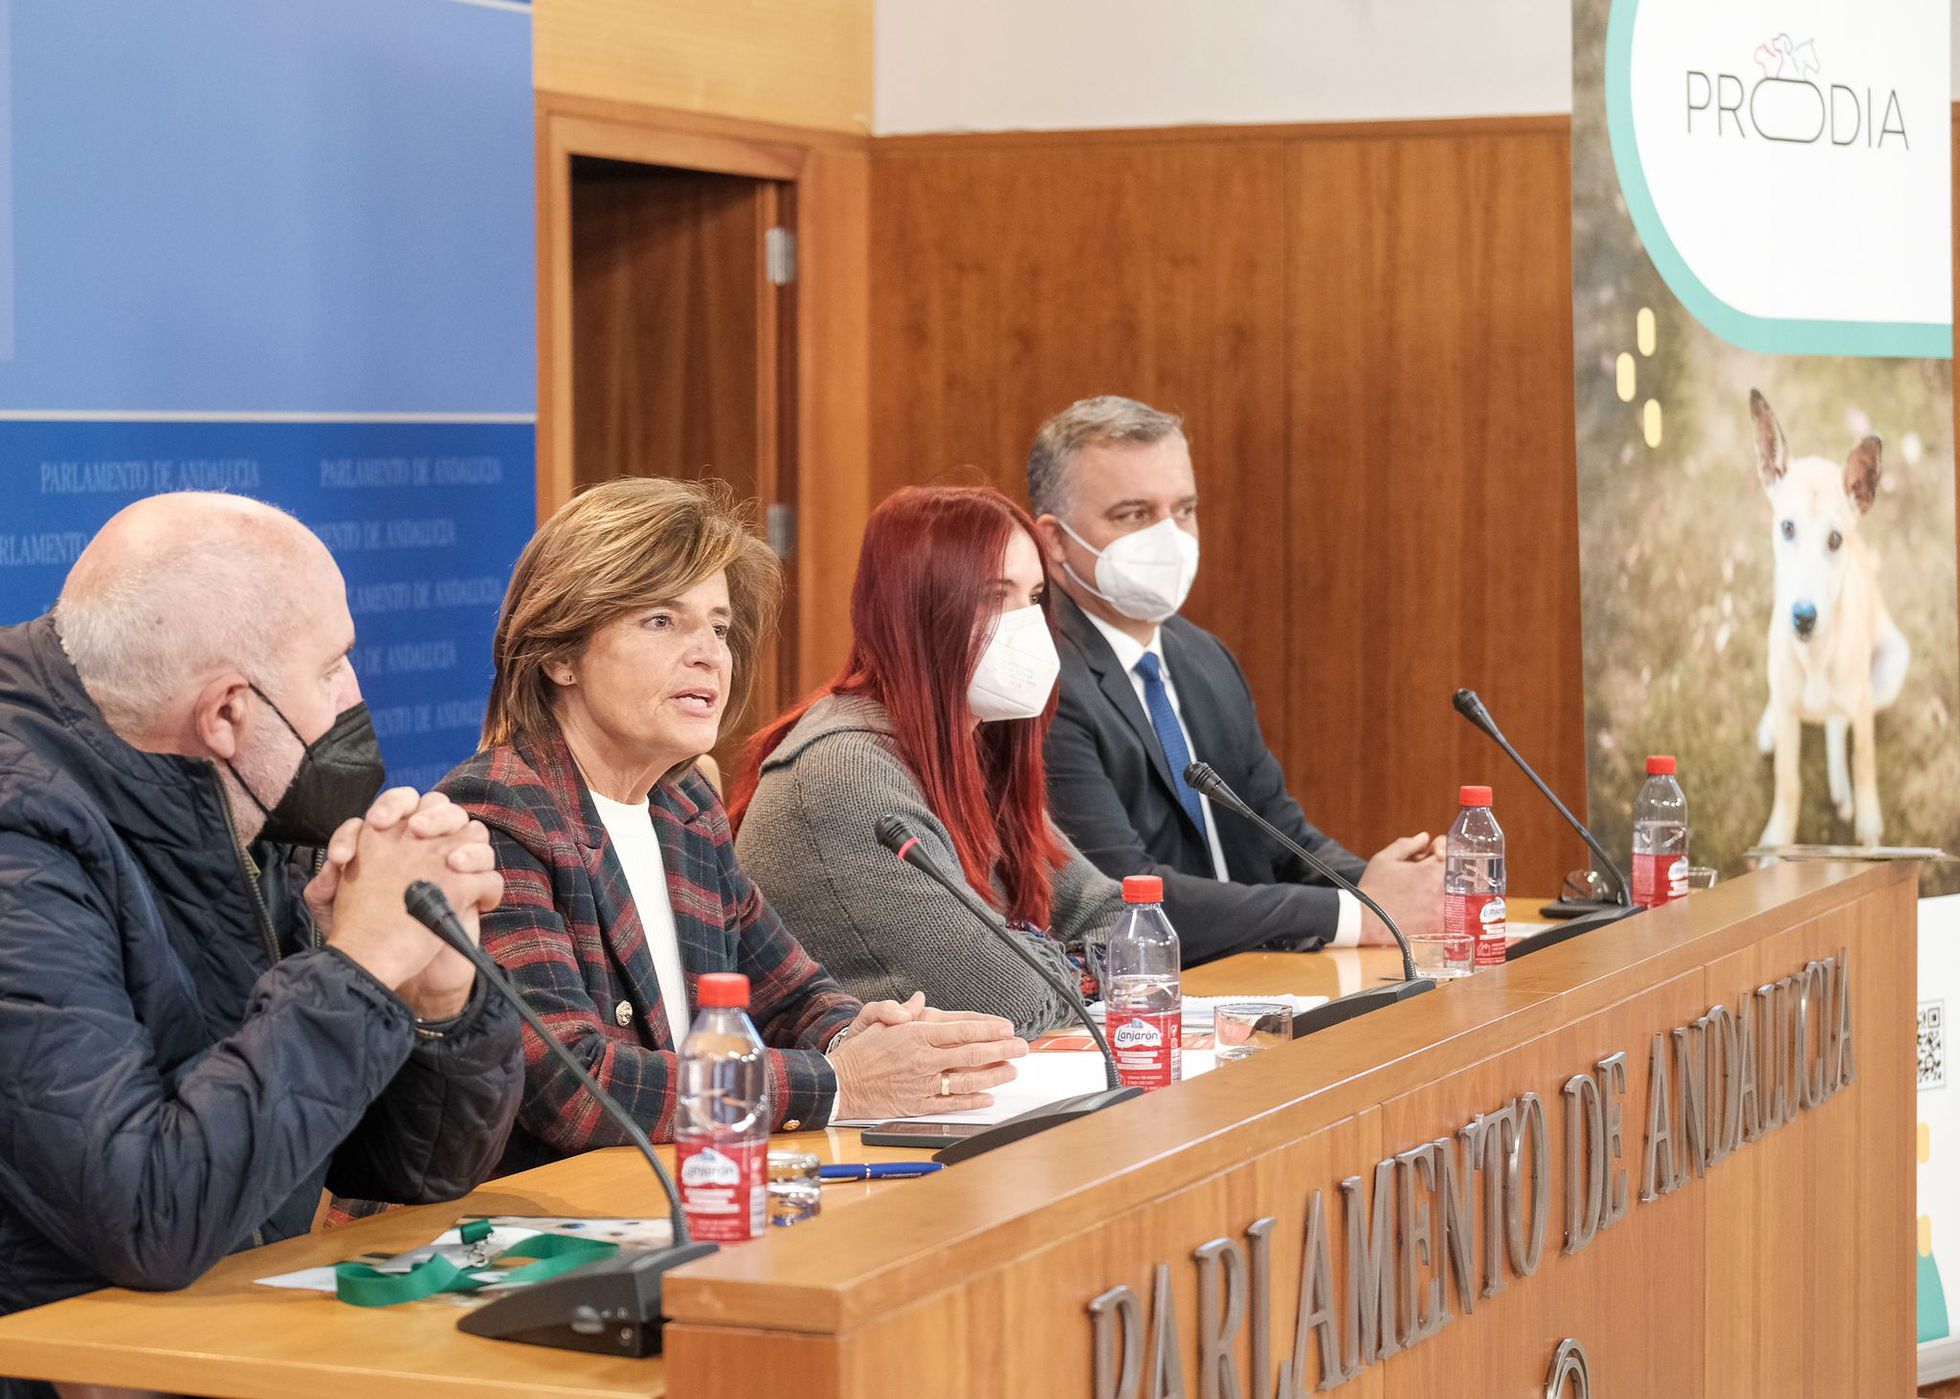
[1750,388,1909,850]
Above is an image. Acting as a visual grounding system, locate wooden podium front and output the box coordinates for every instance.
[0,860,1915,1397]
[663,859,1916,1398]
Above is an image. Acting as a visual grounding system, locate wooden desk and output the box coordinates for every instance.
[0,1123,925,1397]
[0,865,1917,1397]
[1186,942,1403,998]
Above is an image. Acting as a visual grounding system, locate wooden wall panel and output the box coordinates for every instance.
[1287,127,1583,891]
[869,141,1297,765]
[794,147,873,686]
[868,120,1583,894]
[535,0,872,136]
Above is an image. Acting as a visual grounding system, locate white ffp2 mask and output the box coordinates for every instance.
[1059,516,1200,624]
[967,603,1061,723]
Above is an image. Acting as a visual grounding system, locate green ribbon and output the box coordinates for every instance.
[334,1228,618,1308]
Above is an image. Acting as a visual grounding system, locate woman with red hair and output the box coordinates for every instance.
[732,485,1121,1037]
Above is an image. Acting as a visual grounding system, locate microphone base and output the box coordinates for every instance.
[1538,897,1624,920]
[1291,978,1437,1037]
[932,1086,1142,1166]
[456,1240,719,1357]
[1507,902,1640,959]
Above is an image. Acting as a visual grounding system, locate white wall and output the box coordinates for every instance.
[875,0,1960,135]
[875,0,1572,134]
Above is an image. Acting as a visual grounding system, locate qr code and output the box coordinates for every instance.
[1921,1001,1946,1090]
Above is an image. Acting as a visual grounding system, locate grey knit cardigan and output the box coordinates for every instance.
[734,693,1123,1038]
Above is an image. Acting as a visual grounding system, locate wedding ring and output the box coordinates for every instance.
[938,1071,953,1097]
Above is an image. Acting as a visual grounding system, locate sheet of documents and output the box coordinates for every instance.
[254,1216,673,1294]
[832,1049,1217,1128]
[1086,993,1327,1028]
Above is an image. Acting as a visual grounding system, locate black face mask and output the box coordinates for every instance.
[228,684,388,846]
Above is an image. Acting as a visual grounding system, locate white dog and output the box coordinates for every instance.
[1752,389,1909,848]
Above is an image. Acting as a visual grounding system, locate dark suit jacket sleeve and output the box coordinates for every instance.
[1045,691,1348,961]
[1214,646,1369,890]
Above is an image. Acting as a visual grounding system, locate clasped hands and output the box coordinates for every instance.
[828,991,1029,1121]
[1357,831,1448,945]
[302,787,503,1023]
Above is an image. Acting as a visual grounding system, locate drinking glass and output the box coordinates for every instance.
[1213,1001,1295,1062]
[1410,931,1474,980]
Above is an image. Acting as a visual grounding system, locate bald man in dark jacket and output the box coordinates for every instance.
[0,495,521,1398]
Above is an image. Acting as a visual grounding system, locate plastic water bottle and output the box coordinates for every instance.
[1444,786,1508,972]
[1632,755,1689,908]
[676,972,769,1243]
[1103,875,1182,1091]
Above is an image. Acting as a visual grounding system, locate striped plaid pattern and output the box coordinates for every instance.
[439,726,859,1172]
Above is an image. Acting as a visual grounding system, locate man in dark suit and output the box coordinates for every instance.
[1031,396,1444,963]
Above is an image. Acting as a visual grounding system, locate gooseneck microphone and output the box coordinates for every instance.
[874,815,1121,1089]
[1447,690,1640,957]
[1182,762,1435,1033]
[1183,761,1421,981]
[874,816,1139,1164]
[1450,688,1631,910]
[405,882,689,1235]
[404,881,717,1356]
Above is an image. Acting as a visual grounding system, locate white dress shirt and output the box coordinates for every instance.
[590,790,695,1045]
[1082,610,1360,947]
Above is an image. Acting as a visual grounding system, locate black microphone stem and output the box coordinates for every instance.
[404,881,692,1247]
[914,856,1122,1091]
[1451,689,1631,906]
[1185,762,1421,983]
[875,821,1122,1091]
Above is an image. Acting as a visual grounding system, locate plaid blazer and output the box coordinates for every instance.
[440,726,859,1173]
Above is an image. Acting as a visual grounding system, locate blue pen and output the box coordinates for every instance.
[818,1162,945,1182]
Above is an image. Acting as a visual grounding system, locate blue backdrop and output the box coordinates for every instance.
[0,0,537,790]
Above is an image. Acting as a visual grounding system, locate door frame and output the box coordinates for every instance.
[535,90,871,691]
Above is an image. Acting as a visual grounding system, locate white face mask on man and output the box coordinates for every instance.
[967,603,1061,723]
[1058,515,1201,625]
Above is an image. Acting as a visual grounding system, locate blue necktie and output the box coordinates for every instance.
[1134,652,1207,834]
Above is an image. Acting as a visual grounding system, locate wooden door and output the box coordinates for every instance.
[568,157,798,777]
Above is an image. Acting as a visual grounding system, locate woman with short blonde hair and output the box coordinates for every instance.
[443,476,1024,1172]
[481,477,780,754]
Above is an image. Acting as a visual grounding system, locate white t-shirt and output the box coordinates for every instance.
[589,790,694,1046]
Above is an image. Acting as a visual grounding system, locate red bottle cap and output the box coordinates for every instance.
[1459,785,1492,807]
[1646,755,1677,775]
[1122,874,1164,903]
[697,973,751,1009]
